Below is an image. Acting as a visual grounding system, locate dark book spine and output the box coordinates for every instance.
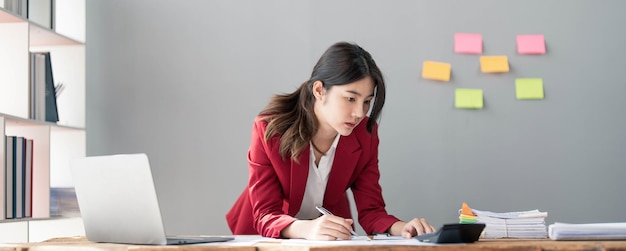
[44,52,59,122]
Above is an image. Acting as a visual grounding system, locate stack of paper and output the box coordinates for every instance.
[549,222,626,240]
[459,202,548,239]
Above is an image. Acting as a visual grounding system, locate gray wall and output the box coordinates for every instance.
[87,0,626,235]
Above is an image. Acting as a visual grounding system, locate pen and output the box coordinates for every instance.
[315,205,359,237]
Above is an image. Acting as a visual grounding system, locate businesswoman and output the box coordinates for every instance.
[226,41,435,240]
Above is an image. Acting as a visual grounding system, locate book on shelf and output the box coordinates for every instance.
[44,51,59,122]
[3,0,28,18]
[459,202,549,239]
[4,136,15,220]
[3,135,34,220]
[14,136,23,218]
[30,51,59,123]
[27,0,54,29]
[3,0,55,29]
[30,52,46,121]
[0,136,5,220]
[24,139,33,218]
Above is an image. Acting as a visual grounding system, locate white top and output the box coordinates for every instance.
[294,134,341,220]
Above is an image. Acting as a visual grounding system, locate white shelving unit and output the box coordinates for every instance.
[0,0,85,243]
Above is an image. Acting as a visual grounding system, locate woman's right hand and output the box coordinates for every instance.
[282,215,355,240]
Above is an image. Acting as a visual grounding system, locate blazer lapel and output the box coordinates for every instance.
[324,135,361,205]
[287,146,310,215]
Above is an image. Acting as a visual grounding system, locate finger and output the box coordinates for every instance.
[428,223,437,233]
[322,215,355,235]
[403,230,413,239]
[413,219,427,235]
[419,218,436,233]
[321,227,351,240]
[318,216,353,240]
[344,219,356,233]
[401,221,419,238]
[417,218,436,233]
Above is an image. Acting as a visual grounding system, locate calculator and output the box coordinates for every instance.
[414,223,486,243]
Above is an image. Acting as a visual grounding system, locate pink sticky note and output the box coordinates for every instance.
[454,33,483,54]
[517,34,546,54]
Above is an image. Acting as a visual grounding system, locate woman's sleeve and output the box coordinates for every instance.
[247,118,297,238]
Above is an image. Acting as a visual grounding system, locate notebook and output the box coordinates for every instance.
[71,153,234,245]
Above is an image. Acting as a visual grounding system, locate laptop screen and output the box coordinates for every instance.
[71,153,171,245]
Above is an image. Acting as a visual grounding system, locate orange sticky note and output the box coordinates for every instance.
[480,56,509,73]
[517,34,546,54]
[461,202,476,216]
[422,61,451,81]
[454,33,483,54]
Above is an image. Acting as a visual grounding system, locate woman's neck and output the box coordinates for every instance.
[311,130,337,156]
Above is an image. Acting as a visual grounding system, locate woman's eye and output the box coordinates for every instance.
[347,97,356,102]
[364,100,372,105]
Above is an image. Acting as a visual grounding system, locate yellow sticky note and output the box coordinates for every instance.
[455,88,483,109]
[480,56,509,73]
[516,78,544,99]
[422,61,451,81]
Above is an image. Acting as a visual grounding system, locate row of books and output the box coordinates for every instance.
[30,51,59,123]
[459,202,548,239]
[3,0,55,29]
[3,135,34,220]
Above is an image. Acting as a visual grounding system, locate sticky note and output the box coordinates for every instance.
[454,33,483,54]
[517,34,546,54]
[422,61,451,81]
[480,56,509,73]
[461,202,476,216]
[459,217,478,224]
[516,78,544,99]
[455,88,483,109]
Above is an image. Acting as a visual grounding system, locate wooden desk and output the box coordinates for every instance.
[6,237,626,251]
[11,237,254,251]
[258,239,626,251]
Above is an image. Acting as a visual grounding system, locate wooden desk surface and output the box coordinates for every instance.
[258,239,626,251]
[14,237,254,251]
[6,237,626,251]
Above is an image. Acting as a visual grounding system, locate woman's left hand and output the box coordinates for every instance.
[398,218,436,239]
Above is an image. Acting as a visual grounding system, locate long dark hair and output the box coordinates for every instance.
[259,41,386,161]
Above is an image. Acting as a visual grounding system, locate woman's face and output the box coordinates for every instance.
[315,76,375,137]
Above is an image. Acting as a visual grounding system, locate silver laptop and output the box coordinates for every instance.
[71,153,233,245]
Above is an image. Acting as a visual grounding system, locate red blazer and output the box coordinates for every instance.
[226,116,400,238]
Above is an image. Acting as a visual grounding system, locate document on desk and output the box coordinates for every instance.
[549,222,626,240]
[193,235,279,246]
[282,235,432,246]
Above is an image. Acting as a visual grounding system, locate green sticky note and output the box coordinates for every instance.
[459,218,478,224]
[455,88,483,109]
[516,78,544,99]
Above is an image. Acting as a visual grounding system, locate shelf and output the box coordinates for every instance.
[0,215,78,223]
[1,1,85,242]
[1,112,85,131]
[0,7,82,46]
[30,22,83,46]
[0,217,84,243]
[0,7,23,23]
